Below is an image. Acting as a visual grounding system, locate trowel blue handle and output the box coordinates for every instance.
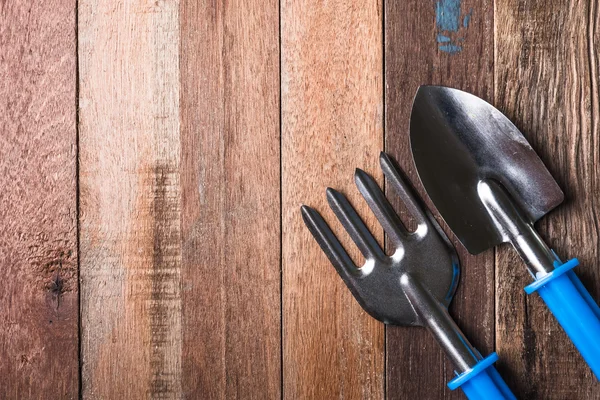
[525,259,600,379]
[448,353,516,400]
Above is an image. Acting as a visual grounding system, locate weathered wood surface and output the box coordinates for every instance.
[282,0,385,398]
[384,0,495,398]
[180,0,281,398]
[3,0,600,398]
[495,0,600,398]
[0,1,78,398]
[79,0,182,397]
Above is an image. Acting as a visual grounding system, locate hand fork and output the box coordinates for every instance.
[301,153,516,400]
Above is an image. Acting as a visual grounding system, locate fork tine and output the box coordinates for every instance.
[326,188,386,261]
[379,152,428,227]
[301,205,361,281]
[354,168,408,247]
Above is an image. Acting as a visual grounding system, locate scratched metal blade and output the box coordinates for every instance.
[409,86,564,255]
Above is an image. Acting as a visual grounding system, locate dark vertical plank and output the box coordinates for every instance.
[180,0,281,398]
[79,1,182,398]
[384,1,495,398]
[0,1,78,398]
[0,0,78,398]
[495,0,600,398]
[282,0,385,398]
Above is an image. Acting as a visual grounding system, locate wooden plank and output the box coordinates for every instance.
[494,0,600,398]
[0,1,78,398]
[384,0,495,398]
[79,1,182,398]
[282,1,384,398]
[179,0,281,398]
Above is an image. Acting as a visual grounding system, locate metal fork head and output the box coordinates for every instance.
[301,152,459,326]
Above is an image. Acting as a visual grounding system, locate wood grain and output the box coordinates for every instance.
[3,0,599,397]
[79,1,182,398]
[0,1,78,398]
[495,0,600,398]
[180,0,281,398]
[282,1,384,398]
[384,0,495,398]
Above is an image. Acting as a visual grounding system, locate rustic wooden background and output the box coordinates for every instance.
[1,0,599,398]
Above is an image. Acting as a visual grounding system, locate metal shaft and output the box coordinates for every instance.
[478,179,557,277]
[401,273,480,373]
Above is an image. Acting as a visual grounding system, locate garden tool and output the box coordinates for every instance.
[410,85,600,379]
[301,153,515,399]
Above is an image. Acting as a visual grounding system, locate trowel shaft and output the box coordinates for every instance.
[479,180,600,379]
[478,179,557,276]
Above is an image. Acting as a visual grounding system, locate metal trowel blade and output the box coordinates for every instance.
[409,86,564,255]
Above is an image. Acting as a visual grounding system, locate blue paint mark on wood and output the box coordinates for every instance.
[436,0,461,32]
[435,0,472,53]
[463,10,472,28]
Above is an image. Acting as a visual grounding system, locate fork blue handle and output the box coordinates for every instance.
[525,258,600,379]
[448,353,516,399]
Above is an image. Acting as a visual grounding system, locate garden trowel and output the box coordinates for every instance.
[410,85,600,379]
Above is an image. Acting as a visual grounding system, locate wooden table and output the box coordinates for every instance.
[1,0,599,398]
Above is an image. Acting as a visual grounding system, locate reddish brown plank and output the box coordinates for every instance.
[79,1,182,397]
[180,0,281,398]
[0,1,78,398]
[384,0,495,398]
[282,1,385,398]
[495,0,600,397]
